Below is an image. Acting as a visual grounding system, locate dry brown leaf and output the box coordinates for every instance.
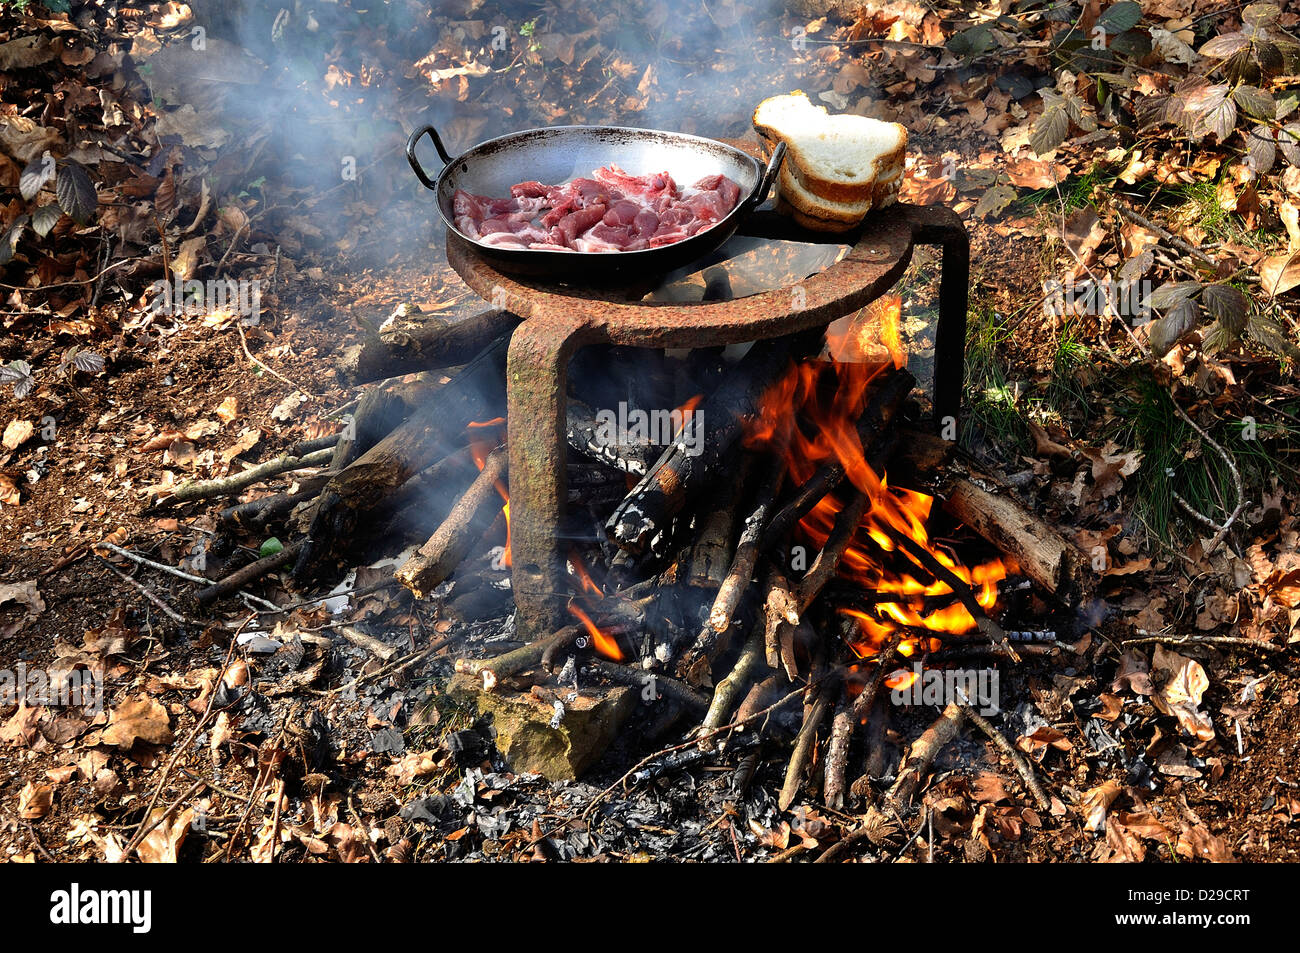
[1082,779,1123,832]
[91,526,128,556]
[170,236,206,281]
[221,428,262,463]
[2,419,33,450]
[1259,251,1300,296]
[215,396,239,423]
[18,781,54,819]
[1028,421,1072,459]
[0,706,45,747]
[0,580,45,622]
[139,429,185,452]
[1005,156,1067,189]
[0,473,20,506]
[137,807,193,863]
[1150,644,1214,741]
[101,696,174,749]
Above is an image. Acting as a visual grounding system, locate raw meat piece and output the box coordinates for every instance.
[453,165,742,252]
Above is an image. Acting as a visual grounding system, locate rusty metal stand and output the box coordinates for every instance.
[448,204,968,642]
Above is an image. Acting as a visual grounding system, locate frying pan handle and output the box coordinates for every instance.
[405,125,453,191]
[747,141,786,210]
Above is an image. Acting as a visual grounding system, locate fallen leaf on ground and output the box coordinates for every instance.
[18,781,54,819]
[100,696,174,748]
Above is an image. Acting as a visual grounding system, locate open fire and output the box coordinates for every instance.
[198,189,1081,809]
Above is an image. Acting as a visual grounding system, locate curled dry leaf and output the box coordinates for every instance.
[137,807,193,863]
[0,474,20,506]
[1150,644,1214,741]
[0,580,45,619]
[1081,779,1123,832]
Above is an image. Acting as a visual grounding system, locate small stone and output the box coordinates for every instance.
[447,672,635,781]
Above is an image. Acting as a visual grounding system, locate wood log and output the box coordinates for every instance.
[685,454,752,588]
[942,479,1084,601]
[889,701,965,808]
[605,328,823,554]
[337,307,520,385]
[395,446,507,599]
[589,660,709,710]
[705,449,786,631]
[217,478,328,530]
[331,371,443,471]
[779,674,834,810]
[565,400,661,476]
[700,627,765,732]
[294,336,508,582]
[455,626,578,691]
[823,686,854,810]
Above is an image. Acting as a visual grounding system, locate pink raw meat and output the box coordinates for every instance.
[455,167,742,252]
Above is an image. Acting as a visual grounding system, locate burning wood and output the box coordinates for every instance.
[187,219,1063,824]
[605,328,823,554]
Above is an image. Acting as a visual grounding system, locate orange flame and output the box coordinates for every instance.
[568,550,604,598]
[748,295,1009,656]
[569,604,623,662]
[468,420,511,567]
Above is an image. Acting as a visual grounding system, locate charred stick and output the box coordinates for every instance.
[396,446,507,599]
[196,540,304,605]
[588,660,709,711]
[823,685,855,811]
[959,702,1050,810]
[541,625,586,670]
[606,329,823,554]
[927,643,1058,661]
[565,400,661,476]
[851,633,906,721]
[707,446,788,632]
[331,371,443,470]
[675,444,789,682]
[455,626,579,691]
[793,429,900,613]
[296,336,508,582]
[888,701,965,808]
[338,307,521,386]
[94,555,194,625]
[444,584,512,623]
[686,454,753,589]
[778,670,835,811]
[383,447,478,514]
[863,700,890,786]
[218,480,327,530]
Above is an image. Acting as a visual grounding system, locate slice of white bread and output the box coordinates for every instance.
[754,91,907,231]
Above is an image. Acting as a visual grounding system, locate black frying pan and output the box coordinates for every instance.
[406,123,785,280]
